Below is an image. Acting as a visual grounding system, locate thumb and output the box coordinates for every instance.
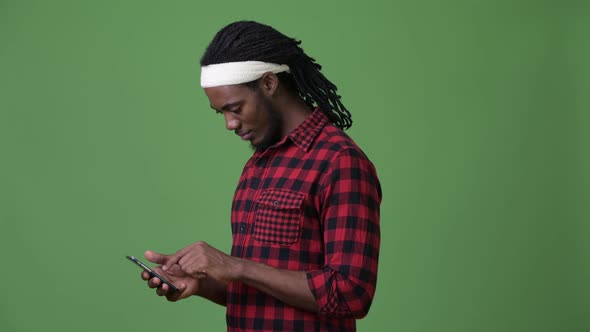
[144,250,169,265]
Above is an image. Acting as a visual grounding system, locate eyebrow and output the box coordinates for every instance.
[210,101,242,112]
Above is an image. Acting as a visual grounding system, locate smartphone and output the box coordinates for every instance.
[126,255,179,293]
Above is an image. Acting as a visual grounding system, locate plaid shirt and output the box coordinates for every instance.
[227,109,382,331]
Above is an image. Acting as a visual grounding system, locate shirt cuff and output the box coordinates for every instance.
[307,268,353,317]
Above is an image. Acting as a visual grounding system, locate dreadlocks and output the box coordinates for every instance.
[200,21,353,130]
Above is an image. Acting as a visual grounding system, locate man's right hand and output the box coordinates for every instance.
[141,250,201,302]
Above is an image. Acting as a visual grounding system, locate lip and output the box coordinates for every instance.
[238,130,253,141]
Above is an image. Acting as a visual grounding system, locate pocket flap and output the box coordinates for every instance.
[257,189,305,210]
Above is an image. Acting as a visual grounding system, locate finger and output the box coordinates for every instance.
[141,271,151,280]
[165,283,187,302]
[152,267,177,287]
[162,245,194,271]
[152,266,168,276]
[179,254,205,274]
[178,255,192,274]
[178,251,202,271]
[148,277,161,288]
[144,250,169,265]
[163,250,188,271]
[156,283,169,296]
[165,264,183,276]
[177,252,191,267]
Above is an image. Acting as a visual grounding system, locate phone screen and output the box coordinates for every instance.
[126,255,179,292]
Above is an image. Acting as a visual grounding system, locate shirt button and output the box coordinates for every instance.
[273,200,279,206]
[239,224,246,233]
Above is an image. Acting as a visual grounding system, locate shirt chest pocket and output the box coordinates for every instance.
[253,189,306,246]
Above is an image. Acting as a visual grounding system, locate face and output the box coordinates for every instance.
[204,84,283,150]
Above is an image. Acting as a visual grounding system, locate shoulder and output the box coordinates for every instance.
[312,123,373,164]
[314,124,382,203]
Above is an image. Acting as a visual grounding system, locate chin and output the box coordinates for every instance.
[251,134,276,151]
[248,135,263,150]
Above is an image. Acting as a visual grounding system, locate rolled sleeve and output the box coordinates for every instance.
[307,148,382,319]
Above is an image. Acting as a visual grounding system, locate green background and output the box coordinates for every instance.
[1,0,588,331]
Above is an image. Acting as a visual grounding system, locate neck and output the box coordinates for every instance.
[276,93,312,138]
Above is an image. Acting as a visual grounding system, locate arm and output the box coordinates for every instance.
[158,242,318,312]
[159,149,381,317]
[307,148,382,318]
[231,253,319,312]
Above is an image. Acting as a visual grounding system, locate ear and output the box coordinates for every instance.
[258,72,279,98]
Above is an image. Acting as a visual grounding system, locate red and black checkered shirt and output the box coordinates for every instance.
[227,109,382,331]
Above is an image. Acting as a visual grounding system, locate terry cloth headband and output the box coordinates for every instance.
[200,61,290,88]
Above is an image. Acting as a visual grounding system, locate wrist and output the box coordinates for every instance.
[230,256,246,281]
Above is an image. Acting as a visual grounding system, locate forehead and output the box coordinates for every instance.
[204,85,255,109]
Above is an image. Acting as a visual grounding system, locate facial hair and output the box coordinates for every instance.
[251,95,283,151]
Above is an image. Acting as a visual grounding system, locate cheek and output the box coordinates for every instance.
[249,104,269,128]
[259,110,276,134]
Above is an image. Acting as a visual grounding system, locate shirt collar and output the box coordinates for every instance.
[286,108,329,152]
[252,108,329,159]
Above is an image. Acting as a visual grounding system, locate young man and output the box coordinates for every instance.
[141,21,382,331]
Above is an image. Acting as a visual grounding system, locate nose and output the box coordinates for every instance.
[224,112,240,131]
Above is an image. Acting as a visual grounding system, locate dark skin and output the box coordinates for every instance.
[142,72,318,312]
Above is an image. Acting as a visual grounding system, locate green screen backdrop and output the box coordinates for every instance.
[1,1,588,331]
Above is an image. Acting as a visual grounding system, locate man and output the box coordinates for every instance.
[141,21,382,331]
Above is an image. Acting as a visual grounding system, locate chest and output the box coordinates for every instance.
[230,150,331,250]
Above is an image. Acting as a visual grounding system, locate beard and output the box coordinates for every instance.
[251,95,283,151]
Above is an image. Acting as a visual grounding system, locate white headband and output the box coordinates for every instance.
[200,61,290,88]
